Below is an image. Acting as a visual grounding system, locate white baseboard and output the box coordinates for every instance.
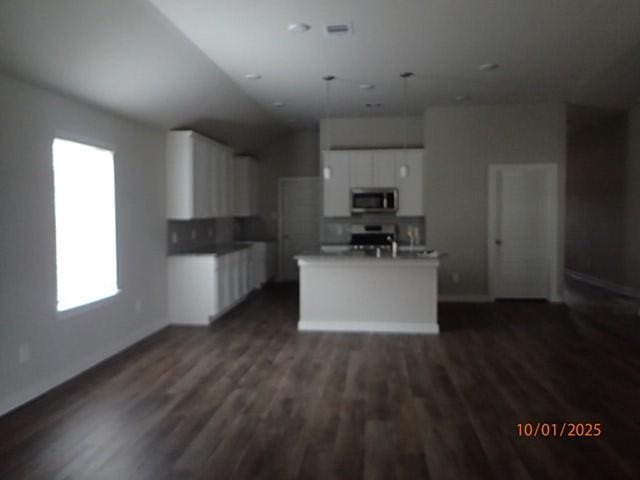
[298,320,439,334]
[565,269,640,299]
[0,319,167,418]
[438,294,493,303]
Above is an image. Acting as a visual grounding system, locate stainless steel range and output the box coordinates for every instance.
[349,224,397,250]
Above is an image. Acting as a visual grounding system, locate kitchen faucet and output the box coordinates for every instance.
[387,236,398,257]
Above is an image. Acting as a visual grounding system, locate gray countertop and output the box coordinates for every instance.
[168,243,252,257]
[296,249,441,266]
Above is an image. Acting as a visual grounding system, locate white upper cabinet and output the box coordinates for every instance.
[166,130,235,219]
[322,148,424,217]
[249,158,259,214]
[217,148,233,216]
[349,151,374,188]
[372,151,397,187]
[191,135,212,218]
[209,144,222,217]
[395,149,424,216]
[233,155,259,217]
[348,150,399,189]
[323,151,351,217]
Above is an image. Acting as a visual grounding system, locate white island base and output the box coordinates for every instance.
[296,254,439,334]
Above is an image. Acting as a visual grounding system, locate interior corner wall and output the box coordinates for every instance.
[625,106,640,290]
[256,129,320,240]
[0,73,168,415]
[423,104,567,298]
[565,107,628,287]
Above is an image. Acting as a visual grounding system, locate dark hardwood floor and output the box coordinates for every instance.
[1,283,639,479]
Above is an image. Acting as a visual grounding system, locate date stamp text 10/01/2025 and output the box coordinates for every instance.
[516,423,602,438]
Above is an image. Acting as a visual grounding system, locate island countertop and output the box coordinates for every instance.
[295,250,441,266]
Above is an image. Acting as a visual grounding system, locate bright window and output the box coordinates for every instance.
[52,138,119,311]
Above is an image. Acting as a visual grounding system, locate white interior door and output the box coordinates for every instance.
[279,178,320,281]
[489,164,557,300]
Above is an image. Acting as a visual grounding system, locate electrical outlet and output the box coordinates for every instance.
[18,344,30,364]
[171,232,178,244]
[452,272,460,284]
[208,227,213,238]
[191,229,197,240]
[134,300,143,314]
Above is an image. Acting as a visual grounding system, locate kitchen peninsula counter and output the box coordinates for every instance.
[295,251,440,334]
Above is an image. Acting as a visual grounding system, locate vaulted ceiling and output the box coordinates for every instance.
[149,0,640,125]
[0,0,283,153]
[1,0,639,143]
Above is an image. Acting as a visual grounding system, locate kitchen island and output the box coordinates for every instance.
[295,251,439,334]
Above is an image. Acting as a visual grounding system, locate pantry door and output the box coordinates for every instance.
[279,177,320,281]
[488,164,558,300]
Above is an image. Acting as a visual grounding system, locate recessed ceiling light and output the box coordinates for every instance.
[359,83,375,90]
[455,95,470,101]
[244,73,262,80]
[479,63,500,71]
[272,101,286,108]
[288,23,311,33]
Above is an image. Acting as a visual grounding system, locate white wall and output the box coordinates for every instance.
[319,116,423,150]
[424,104,566,299]
[0,73,168,415]
[565,107,627,286]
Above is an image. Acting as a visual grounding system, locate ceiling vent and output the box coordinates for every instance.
[324,23,353,37]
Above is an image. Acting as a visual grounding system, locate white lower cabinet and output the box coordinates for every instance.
[168,244,275,325]
[215,254,231,312]
[168,256,218,325]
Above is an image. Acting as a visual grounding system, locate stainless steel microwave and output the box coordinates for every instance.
[350,188,398,214]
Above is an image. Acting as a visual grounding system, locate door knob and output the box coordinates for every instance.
[495,239,502,246]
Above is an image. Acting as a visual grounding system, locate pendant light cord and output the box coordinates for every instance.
[403,75,408,151]
[400,72,413,156]
[323,75,335,151]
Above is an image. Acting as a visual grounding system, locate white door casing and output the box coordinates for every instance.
[279,177,320,281]
[488,163,558,300]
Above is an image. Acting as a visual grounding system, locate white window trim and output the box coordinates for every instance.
[52,135,121,317]
[56,289,121,320]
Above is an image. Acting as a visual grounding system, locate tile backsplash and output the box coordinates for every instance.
[167,218,234,254]
[168,215,425,253]
[167,216,276,254]
[233,216,274,242]
[322,215,426,245]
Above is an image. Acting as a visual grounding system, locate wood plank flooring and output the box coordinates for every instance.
[1,283,639,479]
